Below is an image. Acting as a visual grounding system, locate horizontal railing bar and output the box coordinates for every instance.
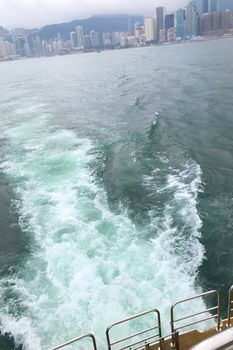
[117,334,160,350]
[174,315,217,331]
[173,306,218,323]
[171,290,218,309]
[107,309,159,332]
[130,332,179,350]
[130,340,162,350]
[49,334,97,350]
[114,332,178,350]
[129,344,149,350]
[111,326,159,346]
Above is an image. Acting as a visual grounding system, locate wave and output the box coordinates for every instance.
[0,106,208,350]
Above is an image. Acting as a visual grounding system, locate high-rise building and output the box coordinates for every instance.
[167,27,177,41]
[195,0,203,14]
[203,0,209,12]
[212,11,221,30]
[5,34,13,43]
[134,22,140,32]
[201,8,232,34]
[127,17,134,35]
[90,31,100,48]
[186,1,199,37]
[165,14,175,30]
[5,41,15,56]
[159,29,166,43]
[70,32,77,48]
[120,32,128,47]
[176,9,186,39]
[14,36,25,56]
[76,26,84,48]
[210,0,219,12]
[0,37,7,58]
[83,34,92,49]
[24,37,32,57]
[195,0,209,14]
[111,32,121,46]
[144,16,156,42]
[156,7,164,42]
[202,12,212,33]
[220,9,232,30]
[103,32,112,47]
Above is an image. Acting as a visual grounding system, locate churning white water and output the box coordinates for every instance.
[0,100,210,350]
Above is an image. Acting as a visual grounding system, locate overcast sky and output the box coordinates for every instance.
[0,0,188,29]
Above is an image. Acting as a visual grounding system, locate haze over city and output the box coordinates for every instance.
[1,0,187,28]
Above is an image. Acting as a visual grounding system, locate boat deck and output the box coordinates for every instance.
[150,328,217,350]
[151,320,232,350]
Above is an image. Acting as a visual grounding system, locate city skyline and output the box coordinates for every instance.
[0,0,233,61]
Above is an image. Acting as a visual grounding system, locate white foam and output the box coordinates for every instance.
[0,111,210,350]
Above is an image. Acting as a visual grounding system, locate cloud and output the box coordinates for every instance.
[0,0,188,29]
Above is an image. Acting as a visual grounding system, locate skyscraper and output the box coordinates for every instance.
[220,10,232,30]
[90,31,100,48]
[83,35,92,49]
[165,14,175,30]
[70,32,77,48]
[195,0,209,14]
[176,9,186,39]
[186,1,199,37]
[144,16,156,42]
[203,0,209,13]
[0,37,7,58]
[210,0,219,12]
[103,33,112,47]
[14,36,25,56]
[76,26,84,48]
[127,17,134,36]
[212,11,221,30]
[202,12,212,33]
[156,7,164,42]
[134,22,140,34]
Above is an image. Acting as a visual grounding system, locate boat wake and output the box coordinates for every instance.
[0,105,207,350]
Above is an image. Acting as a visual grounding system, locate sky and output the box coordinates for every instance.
[0,0,187,29]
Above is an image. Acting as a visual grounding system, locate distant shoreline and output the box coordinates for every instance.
[1,33,233,63]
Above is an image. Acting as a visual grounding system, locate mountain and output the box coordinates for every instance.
[32,15,143,41]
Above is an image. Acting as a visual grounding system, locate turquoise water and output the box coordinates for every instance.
[0,38,233,349]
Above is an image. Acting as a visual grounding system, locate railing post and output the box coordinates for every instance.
[159,337,165,350]
[216,290,221,331]
[228,286,233,327]
[106,327,112,350]
[170,332,179,350]
[91,334,98,350]
[174,331,180,350]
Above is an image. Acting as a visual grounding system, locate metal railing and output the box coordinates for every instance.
[49,333,98,350]
[171,290,221,349]
[228,285,233,327]
[106,309,162,350]
[48,287,233,350]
